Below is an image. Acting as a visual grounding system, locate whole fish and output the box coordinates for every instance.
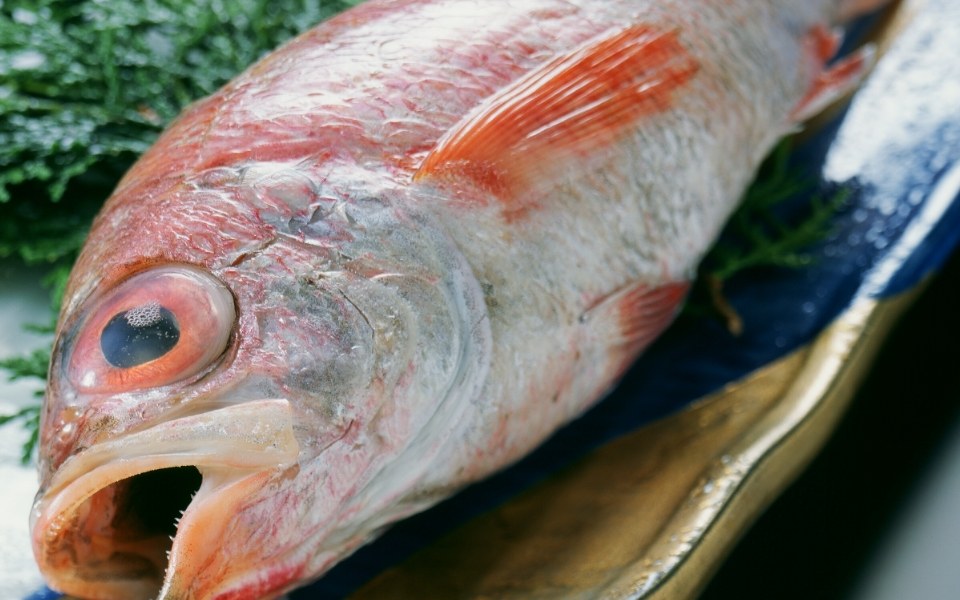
[31,0,887,598]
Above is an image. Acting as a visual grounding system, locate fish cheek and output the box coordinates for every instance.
[262,279,377,420]
[281,352,366,417]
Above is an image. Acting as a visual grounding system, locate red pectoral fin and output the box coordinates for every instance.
[613,281,690,354]
[583,280,690,377]
[610,280,690,377]
[415,24,698,201]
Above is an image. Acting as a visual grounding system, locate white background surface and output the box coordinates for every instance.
[0,260,53,599]
[850,416,960,600]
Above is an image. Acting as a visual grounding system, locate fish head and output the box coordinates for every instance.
[29,166,429,598]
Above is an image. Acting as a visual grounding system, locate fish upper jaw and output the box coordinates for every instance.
[31,398,300,600]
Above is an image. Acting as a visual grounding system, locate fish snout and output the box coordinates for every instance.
[31,398,300,600]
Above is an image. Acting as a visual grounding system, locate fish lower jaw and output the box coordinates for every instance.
[32,399,300,600]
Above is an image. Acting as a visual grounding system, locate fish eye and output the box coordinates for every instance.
[66,266,236,393]
[100,303,180,368]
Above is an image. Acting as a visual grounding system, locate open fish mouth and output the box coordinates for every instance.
[31,399,300,600]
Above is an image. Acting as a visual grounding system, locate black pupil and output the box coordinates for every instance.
[100,303,180,369]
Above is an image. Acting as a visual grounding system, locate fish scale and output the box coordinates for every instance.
[32,0,888,598]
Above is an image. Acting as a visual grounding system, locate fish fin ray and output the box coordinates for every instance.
[791,26,876,122]
[415,24,698,202]
[611,280,690,352]
[583,280,690,376]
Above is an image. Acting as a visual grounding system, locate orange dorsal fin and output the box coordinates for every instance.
[415,24,698,206]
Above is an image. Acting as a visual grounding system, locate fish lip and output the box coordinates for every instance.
[31,398,300,600]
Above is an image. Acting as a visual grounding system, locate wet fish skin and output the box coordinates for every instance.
[32,0,887,598]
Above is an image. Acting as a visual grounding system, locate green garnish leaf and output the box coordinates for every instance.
[0,350,48,463]
[690,139,849,332]
[0,348,50,382]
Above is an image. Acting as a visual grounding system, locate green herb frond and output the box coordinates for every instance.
[706,140,848,281]
[0,349,48,462]
[709,186,849,281]
[689,139,850,332]
[0,403,42,464]
[0,348,51,381]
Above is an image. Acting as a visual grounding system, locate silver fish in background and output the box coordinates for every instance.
[31,0,888,598]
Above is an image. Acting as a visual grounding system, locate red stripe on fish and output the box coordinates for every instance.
[415,24,699,210]
[212,561,306,600]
